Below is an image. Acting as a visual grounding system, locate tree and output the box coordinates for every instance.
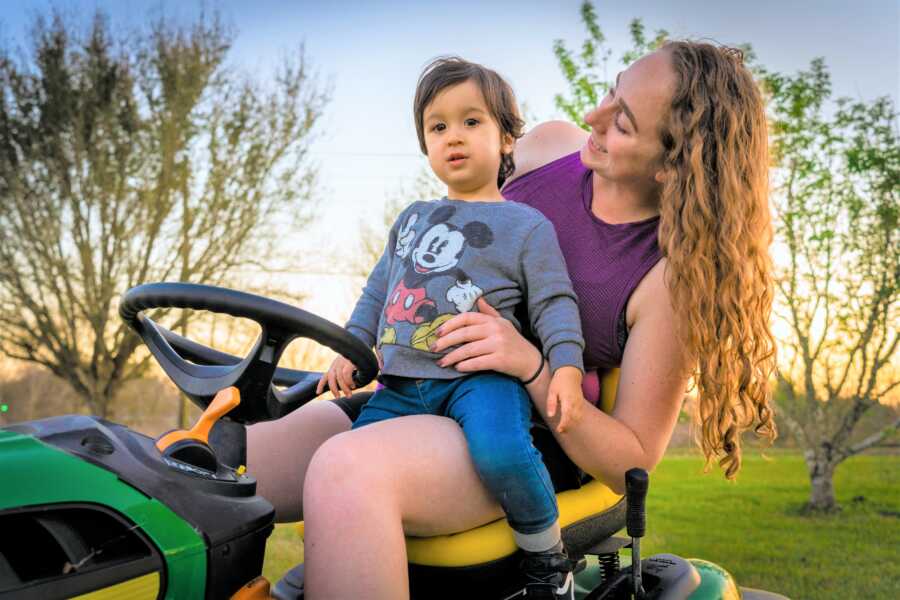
[0,11,329,417]
[553,2,668,128]
[764,59,899,511]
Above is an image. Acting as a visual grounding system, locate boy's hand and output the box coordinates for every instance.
[546,366,585,433]
[316,355,358,399]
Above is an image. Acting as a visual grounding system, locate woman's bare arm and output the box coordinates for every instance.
[504,120,588,187]
[535,261,690,492]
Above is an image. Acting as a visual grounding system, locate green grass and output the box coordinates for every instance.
[263,523,304,587]
[643,453,899,600]
[262,453,900,599]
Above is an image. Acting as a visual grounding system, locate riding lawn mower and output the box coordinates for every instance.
[0,282,789,599]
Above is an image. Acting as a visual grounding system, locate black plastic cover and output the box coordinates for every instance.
[6,416,274,552]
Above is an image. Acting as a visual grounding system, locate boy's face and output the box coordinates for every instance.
[423,79,512,201]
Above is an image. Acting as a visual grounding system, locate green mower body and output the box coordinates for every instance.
[0,415,274,599]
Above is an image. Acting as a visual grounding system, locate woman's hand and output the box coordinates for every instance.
[316,355,358,399]
[430,297,542,381]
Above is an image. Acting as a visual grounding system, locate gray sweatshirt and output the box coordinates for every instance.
[346,198,584,380]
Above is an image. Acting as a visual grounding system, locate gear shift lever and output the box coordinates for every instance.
[625,468,649,599]
[156,387,240,472]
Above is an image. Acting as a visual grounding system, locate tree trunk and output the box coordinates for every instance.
[82,374,122,420]
[86,389,112,419]
[178,396,190,429]
[804,450,839,512]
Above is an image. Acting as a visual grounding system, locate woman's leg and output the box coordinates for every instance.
[246,399,353,522]
[302,414,505,600]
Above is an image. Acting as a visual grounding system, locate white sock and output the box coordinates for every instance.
[513,521,562,553]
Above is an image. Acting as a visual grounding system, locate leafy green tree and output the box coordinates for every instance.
[764,60,899,511]
[553,2,764,125]
[553,1,668,127]
[0,11,329,418]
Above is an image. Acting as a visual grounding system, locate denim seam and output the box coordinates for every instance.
[414,379,430,411]
[512,391,559,534]
[517,444,560,533]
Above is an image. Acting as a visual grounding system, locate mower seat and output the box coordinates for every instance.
[292,369,625,598]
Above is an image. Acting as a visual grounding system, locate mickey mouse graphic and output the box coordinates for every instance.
[381,205,493,350]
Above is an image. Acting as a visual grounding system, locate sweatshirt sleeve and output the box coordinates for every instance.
[520,218,585,374]
[344,214,401,348]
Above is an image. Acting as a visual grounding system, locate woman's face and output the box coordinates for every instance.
[580,49,675,186]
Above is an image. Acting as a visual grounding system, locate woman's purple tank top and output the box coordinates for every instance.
[503,151,662,370]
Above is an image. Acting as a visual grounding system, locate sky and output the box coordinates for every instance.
[1,0,898,321]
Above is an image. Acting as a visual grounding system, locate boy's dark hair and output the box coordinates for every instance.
[414,56,525,189]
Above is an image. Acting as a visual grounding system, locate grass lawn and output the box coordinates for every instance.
[643,452,899,599]
[262,452,899,599]
[263,523,304,588]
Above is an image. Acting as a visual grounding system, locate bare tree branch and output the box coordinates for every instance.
[0,10,328,416]
[847,416,900,456]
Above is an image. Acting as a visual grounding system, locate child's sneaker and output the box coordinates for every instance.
[518,548,578,599]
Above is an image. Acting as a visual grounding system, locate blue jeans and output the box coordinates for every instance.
[352,372,558,535]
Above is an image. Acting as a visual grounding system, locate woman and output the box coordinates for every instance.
[247,41,776,599]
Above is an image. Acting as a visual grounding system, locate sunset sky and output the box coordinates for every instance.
[2,0,897,322]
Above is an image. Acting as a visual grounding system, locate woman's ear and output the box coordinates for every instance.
[654,168,667,184]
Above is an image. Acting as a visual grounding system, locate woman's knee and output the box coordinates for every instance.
[247,400,351,521]
[303,429,395,510]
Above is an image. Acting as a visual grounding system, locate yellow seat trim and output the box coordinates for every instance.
[598,367,619,415]
[295,369,622,569]
[293,481,621,568]
[406,479,622,567]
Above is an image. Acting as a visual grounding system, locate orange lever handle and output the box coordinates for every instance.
[229,576,271,599]
[156,387,241,452]
[189,387,241,444]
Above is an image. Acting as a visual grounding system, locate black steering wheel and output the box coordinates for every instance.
[119,282,378,424]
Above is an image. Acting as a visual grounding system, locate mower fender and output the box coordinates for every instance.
[686,559,740,599]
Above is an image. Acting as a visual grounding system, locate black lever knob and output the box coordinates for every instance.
[625,468,649,538]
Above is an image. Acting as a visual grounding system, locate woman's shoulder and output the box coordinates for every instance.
[506,120,588,186]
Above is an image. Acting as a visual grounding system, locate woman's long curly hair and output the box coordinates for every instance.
[656,41,777,478]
